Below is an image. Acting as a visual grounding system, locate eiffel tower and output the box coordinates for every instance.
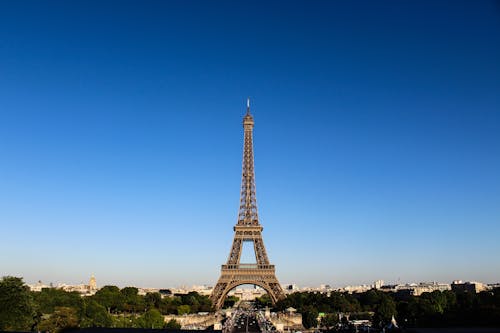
[211,99,285,310]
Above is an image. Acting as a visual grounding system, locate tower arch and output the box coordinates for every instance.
[214,280,278,310]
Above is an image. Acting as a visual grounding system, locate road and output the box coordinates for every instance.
[231,311,261,333]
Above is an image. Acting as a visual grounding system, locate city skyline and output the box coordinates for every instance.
[22,275,498,291]
[1,1,499,288]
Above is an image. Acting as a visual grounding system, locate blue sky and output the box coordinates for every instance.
[0,1,499,288]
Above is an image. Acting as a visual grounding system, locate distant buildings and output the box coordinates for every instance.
[169,285,213,296]
[229,285,267,300]
[27,275,98,296]
[341,284,373,293]
[279,279,496,297]
[373,280,384,290]
[394,282,451,296]
[283,284,299,293]
[451,280,488,293]
[342,280,498,296]
[28,280,51,292]
[26,276,496,299]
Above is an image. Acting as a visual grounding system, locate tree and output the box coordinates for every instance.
[145,292,162,310]
[177,304,191,315]
[33,288,82,314]
[179,291,211,313]
[223,295,239,308]
[81,300,112,327]
[359,289,381,311]
[137,308,165,329]
[197,294,212,312]
[38,307,79,333]
[93,285,124,313]
[0,276,36,331]
[301,306,318,329]
[159,297,179,315]
[112,315,139,328]
[255,294,272,308]
[373,296,397,328]
[121,287,145,313]
[321,313,339,330]
[421,290,448,314]
[165,318,181,329]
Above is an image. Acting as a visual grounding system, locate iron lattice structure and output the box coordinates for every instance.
[211,101,285,310]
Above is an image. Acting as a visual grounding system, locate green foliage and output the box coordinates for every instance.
[301,305,318,329]
[0,276,36,331]
[38,307,79,333]
[93,285,125,313]
[321,313,339,330]
[373,295,397,327]
[33,288,82,314]
[255,294,272,308]
[145,292,162,309]
[179,291,212,313]
[1,277,213,331]
[177,304,191,315]
[7,275,500,331]
[159,296,180,315]
[359,289,381,311]
[80,299,113,327]
[112,314,139,328]
[275,291,361,314]
[121,287,145,313]
[137,308,164,328]
[223,295,239,308]
[121,286,139,299]
[282,288,500,328]
[165,318,182,329]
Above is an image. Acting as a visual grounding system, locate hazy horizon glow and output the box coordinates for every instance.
[1,1,499,288]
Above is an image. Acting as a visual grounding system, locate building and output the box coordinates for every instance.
[28,280,51,292]
[89,274,97,291]
[29,275,99,296]
[283,284,299,293]
[395,282,451,296]
[451,281,488,293]
[373,280,384,290]
[229,285,267,300]
[341,284,372,293]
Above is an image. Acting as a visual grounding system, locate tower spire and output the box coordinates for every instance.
[246,97,250,115]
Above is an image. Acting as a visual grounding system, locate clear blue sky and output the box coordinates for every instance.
[1,1,499,288]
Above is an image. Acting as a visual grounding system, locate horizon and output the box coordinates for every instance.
[20,276,499,291]
[1,1,499,288]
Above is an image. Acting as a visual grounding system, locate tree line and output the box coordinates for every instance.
[4,276,500,332]
[0,276,211,332]
[264,288,500,329]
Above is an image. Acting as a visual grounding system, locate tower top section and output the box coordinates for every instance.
[243,97,254,129]
[238,98,258,226]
